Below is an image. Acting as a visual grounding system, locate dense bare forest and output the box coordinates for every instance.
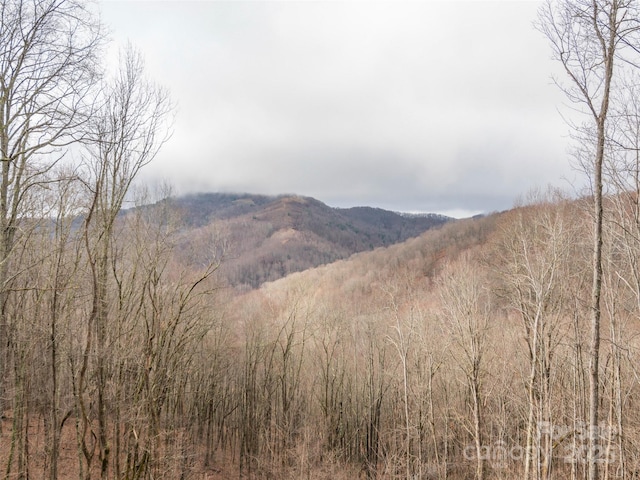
[4,0,640,479]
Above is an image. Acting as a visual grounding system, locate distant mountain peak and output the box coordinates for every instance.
[169,192,453,289]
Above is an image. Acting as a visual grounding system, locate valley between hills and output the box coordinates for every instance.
[3,186,640,480]
[3,0,639,479]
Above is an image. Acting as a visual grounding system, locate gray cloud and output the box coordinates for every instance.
[101,0,575,217]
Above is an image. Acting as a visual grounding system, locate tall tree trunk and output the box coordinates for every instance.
[588,17,615,473]
[537,2,627,478]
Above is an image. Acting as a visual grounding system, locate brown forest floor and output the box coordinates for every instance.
[0,415,372,480]
[0,413,239,480]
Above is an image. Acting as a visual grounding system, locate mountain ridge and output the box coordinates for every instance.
[167,192,454,289]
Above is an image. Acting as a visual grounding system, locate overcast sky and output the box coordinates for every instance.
[99,0,576,218]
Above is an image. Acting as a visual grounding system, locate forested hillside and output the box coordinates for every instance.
[168,193,451,289]
[3,0,640,480]
[9,185,640,479]
[159,191,640,480]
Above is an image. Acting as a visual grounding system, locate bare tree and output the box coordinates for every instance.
[385,285,417,480]
[536,2,640,478]
[437,254,491,480]
[42,173,84,480]
[492,194,577,480]
[0,0,103,423]
[77,44,171,479]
